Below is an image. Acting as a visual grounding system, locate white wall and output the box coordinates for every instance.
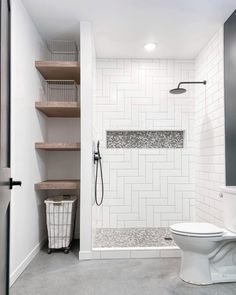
[79,22,96,259]
[10,0,47,285]
[94,59,196,228]
[47,118,80,180]
[195,28,225,226]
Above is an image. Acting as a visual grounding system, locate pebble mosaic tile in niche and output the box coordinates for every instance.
[106,130,184,148]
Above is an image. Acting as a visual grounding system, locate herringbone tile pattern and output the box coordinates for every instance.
[94,59,195,228]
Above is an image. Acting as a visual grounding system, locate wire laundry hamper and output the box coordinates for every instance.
[46,40,78,61]
[43,80,79,102]
[45,195,77,254]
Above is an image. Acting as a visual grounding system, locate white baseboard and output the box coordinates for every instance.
[10,237,46,287]
[79,250,92,260]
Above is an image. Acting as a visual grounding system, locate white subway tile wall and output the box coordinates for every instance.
[93,59,196,228]
[195,28,225,226]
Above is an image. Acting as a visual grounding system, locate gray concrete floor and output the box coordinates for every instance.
[11,243,236,295]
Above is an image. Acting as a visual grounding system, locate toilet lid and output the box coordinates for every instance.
[170,222,224,236]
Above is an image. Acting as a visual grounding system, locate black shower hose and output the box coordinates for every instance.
[94,142,104,206]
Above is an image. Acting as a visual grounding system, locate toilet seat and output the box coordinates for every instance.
[170,222,224,237]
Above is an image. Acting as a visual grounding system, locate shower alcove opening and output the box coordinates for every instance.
[91,130,185,259]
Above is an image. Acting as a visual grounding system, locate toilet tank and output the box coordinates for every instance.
[221,186,236,233]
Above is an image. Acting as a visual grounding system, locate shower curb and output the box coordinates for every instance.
[83,246,181,260]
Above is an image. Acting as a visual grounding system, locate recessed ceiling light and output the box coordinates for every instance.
[144,43,157,52]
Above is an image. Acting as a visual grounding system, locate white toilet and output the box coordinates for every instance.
[170,186,236,285]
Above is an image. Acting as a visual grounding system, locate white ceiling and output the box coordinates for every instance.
[21,0,236,59]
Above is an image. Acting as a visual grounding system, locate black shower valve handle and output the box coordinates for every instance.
[94,151,102,163]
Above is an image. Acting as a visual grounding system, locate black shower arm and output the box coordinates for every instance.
[177,81,207,88]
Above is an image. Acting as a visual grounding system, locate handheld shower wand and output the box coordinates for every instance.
[94,141,104,206]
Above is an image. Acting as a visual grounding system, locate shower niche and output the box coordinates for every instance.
[34,40,81,234]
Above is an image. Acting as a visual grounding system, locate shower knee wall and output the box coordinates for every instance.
[93,28,225,230]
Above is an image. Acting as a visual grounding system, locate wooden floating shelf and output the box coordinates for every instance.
[35,179,80,190]
[35,101,80,117]
[35,142,80,151]
[35,61,80,84]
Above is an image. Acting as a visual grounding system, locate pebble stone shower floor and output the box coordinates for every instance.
[94,227,176,248]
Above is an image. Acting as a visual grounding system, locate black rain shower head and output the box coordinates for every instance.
[170,87,186,94]
[169,80,207,95]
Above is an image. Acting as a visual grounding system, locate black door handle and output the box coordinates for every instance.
[9,178,22,190]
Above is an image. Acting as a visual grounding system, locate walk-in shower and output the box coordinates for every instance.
[93,140,177,251]
[91,59,209,259]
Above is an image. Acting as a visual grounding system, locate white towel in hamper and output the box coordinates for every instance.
[45,196,77,249]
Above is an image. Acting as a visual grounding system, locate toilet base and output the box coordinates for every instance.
[180,251,213,285]
[179,243,236,285]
